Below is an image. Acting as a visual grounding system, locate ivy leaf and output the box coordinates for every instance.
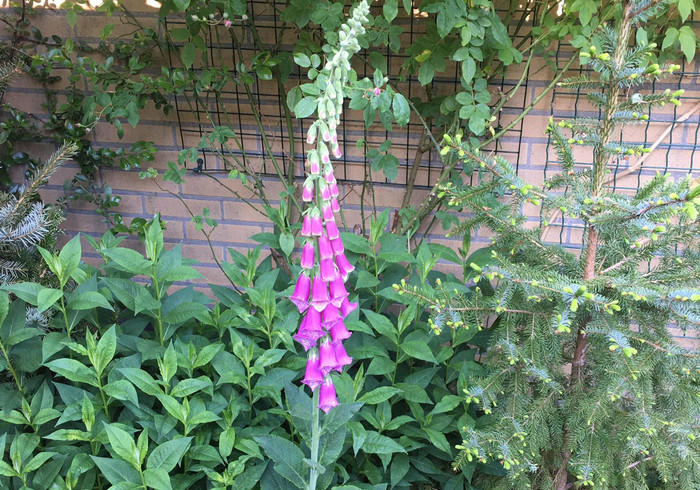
[392,94,410,127]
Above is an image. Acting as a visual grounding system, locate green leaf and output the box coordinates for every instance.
[279,232,295,256]
[103,380,140,406]
[677,0,694,21]
[104,248,152,275]
[662,27,679,51]
[94,325,116,374]
[462,58,476,84]
[294,97,317,118]
[182,42,196,68]
[293,52,311,68]
[144,468,172,490]
[104,423,139,467]
[172,0,190,10]
[390,453,410,488]
[68,291,113,311]
[340,232,373,256]
[360,431,407,455]
[359,387,403,405]
[254,435,306,488]
[23,451,56,473]
[219,427,236,459]
[2,282,42,305]
[194,343,224,368]
[401,341,435,362]
[383,0,398,21]
[119,368,164,396]
[37,288,63,313]
[45,359,98,387]
[679,26,696,62]
[418,62,434,86]
[423,427,452,456]
[430,395,463,415]
[66,9,77,28]
[58,235,82,284]
[170,377,212,398]
[0,460,18,477]
[147,437,192,472]
[91,457,141,485]
[363,309,397,342]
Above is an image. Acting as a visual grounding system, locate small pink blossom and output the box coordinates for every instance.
[373,87,381,96]
[224,19,232,27]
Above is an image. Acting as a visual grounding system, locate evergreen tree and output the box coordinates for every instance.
[0,140,76,283]
[398,1,700,487]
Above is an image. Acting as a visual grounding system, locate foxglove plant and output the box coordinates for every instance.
[288,1,370,488]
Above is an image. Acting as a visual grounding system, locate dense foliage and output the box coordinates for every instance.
[392,1,700,488]
[0,213,494,489]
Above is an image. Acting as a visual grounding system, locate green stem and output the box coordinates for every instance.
[60,296,71,339]
[97,373,110,422]
[151,268,164,346]
[0,341,23,394]
[308,388,321,490]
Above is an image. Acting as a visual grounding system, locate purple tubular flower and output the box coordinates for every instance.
[322,304,342,330]
[322,202,334,222]
[309,159,321,175]
[330,320,351,342]
[310,276,330,312]
[331,197,340,213]
[329,182,339,198]
[289,273,311,312]
[332,341,352,372]
[320,182,332,201]
[325,220,340,240]
[302,181,314,202]
[293,309,324,351]
[301,214,313,237]
[335,252,355,279]
[318,376,339,413]
[318,235,333,260]
[330,237,344,255]
[340,297,358,317]
[318,338,338,376]
[301,242,315,269]
[302,350,324,391]
[324,170,335,184]
[311,214,324,236]
[320,258,337,282]
[329,276,348,307]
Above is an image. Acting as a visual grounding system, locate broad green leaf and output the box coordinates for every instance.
[58,235,82,283]
[294,97,317,118]
[254,435,306,488]
[359,386,403,405]
[170,377,212,398]
[104,248,152,275]
[679,26,696,62]
[423,427,452,456]
[68,291,113,311]
[119,368,164,396]
[147,437,192,472]
[279,232,295,256]
[194,343,224,368]
[23,451,56,473]
[430,394,463,415]
[45,359,98,387]
[104,423,139,467]
[37,288,63,313]
[363,309,397,343]
[360,431,407,455]
[401,341,435,362]
[144,468,172,490]
[172,0,189,10]
[2,282,42,305]
[219,428,236,459]
[383,0,398,21]
[94,325,116,374]
[392,93,410,127]
[91,456,141,485]
[103,380,140,406]
[391,453,410,488]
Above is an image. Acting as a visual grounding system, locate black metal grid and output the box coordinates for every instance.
[167,0,537,189]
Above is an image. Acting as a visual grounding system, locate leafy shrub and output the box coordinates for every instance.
[0,214,486,489]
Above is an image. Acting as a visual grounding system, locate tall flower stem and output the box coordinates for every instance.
[308,389,321,490]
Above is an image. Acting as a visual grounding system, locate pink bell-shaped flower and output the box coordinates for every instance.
[289,273,311,312]
[306,124,317,145]
[321,304,342,330]
[320,258,337,282]
[318,338,338,376]
[329,275,348,307]
[324,170,335,184]
[335,252,355,279]
[322,202,334,221]
[340,297,358,317]
[330,320,351,342]
[311,213,324,236]
[332,341,352,372]
[331,144,342,159]
[307,152,321,175]
[330,237,344,255]
[319,142,330,164]
[320,181,332,201]
[301,214,313,237]
[302,350,324,391]
[310,276,330,312]
[329,182,339,198]
[318,376,339,413]
[293,309,324,351]
[325,220,340,239]
[318,235,333,260]
[302,181,315,202]
[331,197,340,213]
[301,242,315,270]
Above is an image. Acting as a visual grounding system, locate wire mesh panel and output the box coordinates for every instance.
[167,0,535,189]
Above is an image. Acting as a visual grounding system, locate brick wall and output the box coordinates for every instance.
[2,2,699,340]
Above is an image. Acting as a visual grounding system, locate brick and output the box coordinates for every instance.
[184,221,262,244]
[144,195,221,219]
[181,243,225,264]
